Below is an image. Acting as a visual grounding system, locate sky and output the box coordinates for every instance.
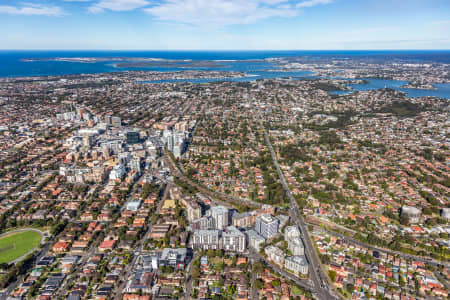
[1,0,450,50]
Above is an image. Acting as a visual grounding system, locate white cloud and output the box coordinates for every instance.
[259,0,290,4]
[144,0,332,26]
[296,0,333,8]
[88,0,149,13]
[145,0,295,26]
[0,4,65,16]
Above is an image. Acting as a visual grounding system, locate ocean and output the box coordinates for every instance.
[1,50,449,98]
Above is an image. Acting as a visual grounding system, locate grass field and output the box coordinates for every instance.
[0,231,42,264]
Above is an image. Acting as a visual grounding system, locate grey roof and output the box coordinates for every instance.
[286,255,308,266]
[245,229,265,241]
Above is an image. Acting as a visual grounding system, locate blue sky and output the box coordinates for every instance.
[1,0,449,50]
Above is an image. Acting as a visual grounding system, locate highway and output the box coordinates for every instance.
[263,127,340,300]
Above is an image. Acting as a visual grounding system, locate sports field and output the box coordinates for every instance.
[0,230,42,264]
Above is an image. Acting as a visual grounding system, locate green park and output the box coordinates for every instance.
[0,230,42,264]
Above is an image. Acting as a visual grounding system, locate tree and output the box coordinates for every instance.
[253,279,264,289]
[214,262,224,272]
[226,284,236,295]
[252,261,265,274]
[191,289,198,298]
[423,207,433,215]
[328,270,337,282]
[271,280,280,287]
[399,214,410,225]
[231,256,237,267]
[192,266,200,279]
[320,254,331,264]
[51,221,67,236]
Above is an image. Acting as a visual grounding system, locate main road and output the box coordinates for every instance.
[164,129,338,299]
[247,249,315,292]
[263,127,340,300]
[184,252,199,300]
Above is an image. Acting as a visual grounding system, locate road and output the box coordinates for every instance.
[263,127,340,300]
[434,271,450,292]
[249,255,259,300]
[246,249,320,297]
[248,249,315,291]
[165,128,338,299]
[55,239,98,298]
[2,242,50,298]
[163,152,261,209]
[52,173,150,299]
[112,173,152,299]
[321,228,450,269]
[113,201,157,300]
[113,174,167,298]
[114,241,145,299]
[184,252,198,300]
[0,228,46,265]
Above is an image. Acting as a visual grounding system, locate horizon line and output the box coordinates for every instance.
[0,49,450,52]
